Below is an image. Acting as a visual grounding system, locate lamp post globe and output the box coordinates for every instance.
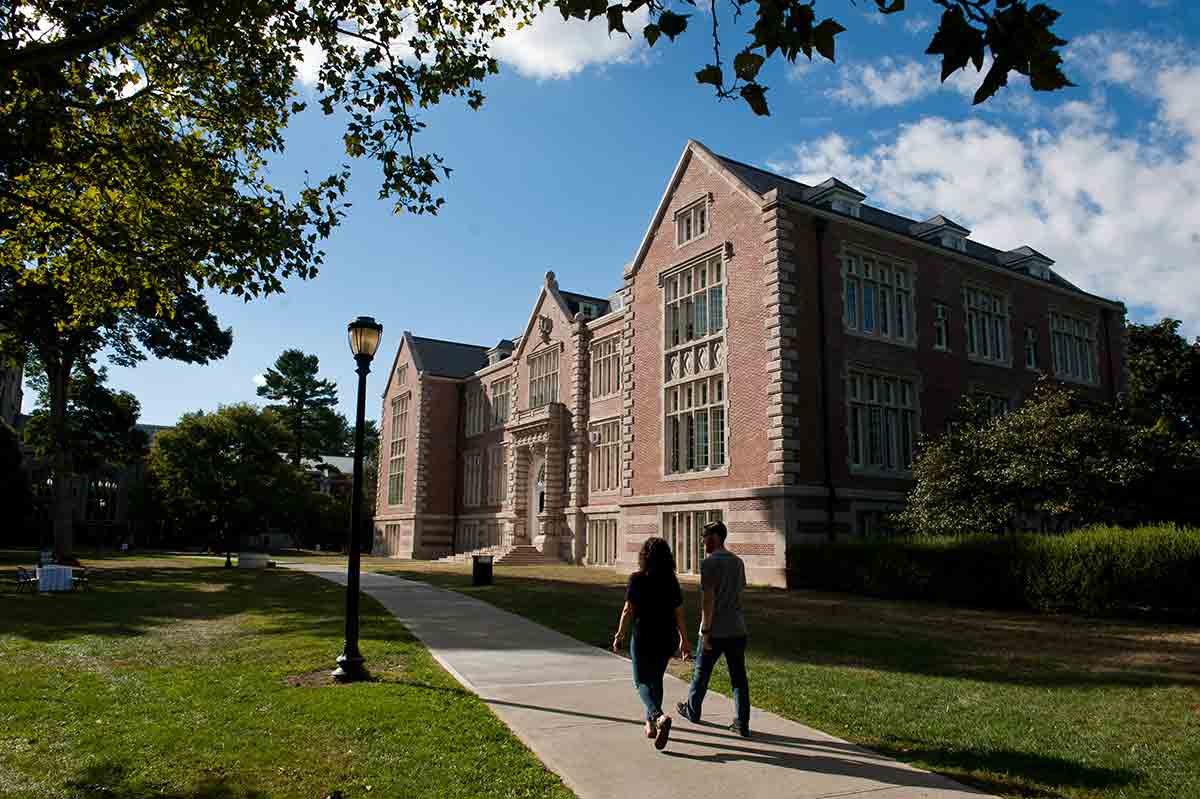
[333,315,383,683]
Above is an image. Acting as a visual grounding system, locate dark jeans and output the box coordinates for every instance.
[684,635,750,732]
[630,633,671,722]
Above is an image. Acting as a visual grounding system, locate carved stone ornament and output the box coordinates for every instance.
[538,314,553,342]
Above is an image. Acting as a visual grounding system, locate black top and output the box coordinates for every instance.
[626,571,682,650]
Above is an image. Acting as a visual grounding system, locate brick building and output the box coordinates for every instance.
[372,139,1126,586]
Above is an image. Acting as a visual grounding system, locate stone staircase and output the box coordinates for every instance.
[435,544,561,567]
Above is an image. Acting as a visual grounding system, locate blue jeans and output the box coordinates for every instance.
[684,635,750,733]
[630,633,671,722]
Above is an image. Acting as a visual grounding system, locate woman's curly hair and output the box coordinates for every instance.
[637,536,677,579]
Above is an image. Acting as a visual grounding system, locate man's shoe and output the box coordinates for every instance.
[728,721,751,738]
[676,701,696,723]
[654,715,672,750]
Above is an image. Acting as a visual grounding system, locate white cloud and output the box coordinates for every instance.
[492,8,648,80]
[772,39,1200,332]
[295,9,646,87]
[253,374,267,388]
[827,57,937,108]
[904,17,932,35]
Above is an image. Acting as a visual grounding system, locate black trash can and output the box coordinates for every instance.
[472,554,494,586]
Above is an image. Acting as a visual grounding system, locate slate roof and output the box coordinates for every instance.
[559,290,612,318]
[713,150,1110,301]
[410,336,489,379]
[911,214,971,237]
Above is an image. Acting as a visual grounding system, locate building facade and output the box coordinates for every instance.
[372,139,1126,586]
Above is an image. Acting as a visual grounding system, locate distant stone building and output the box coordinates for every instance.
[371,139,1127,586]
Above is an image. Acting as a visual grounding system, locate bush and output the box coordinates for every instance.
[788,525,1200,617]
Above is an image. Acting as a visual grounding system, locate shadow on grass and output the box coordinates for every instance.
[67,763,267,799]
[374,564,1200,690]
[2,565,369,645]
[479,696,1137,798]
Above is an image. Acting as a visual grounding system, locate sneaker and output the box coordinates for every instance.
[654,715,672,750]
[675,701,696,723]
[727,721,751,738]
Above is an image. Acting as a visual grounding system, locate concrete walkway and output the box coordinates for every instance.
[287,563,993,799]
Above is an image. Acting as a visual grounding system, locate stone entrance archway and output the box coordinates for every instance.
[507,403,568,558]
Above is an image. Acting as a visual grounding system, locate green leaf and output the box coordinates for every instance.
[740,82,770,116]
[734,51,766,81]
[974,58,1011,105]
[874,0,905,13]
[606,5,627,36]
[658,10,689,40]
[926,6,986,82]
[695,64,723,87]
[643,23,661,47]
[812,18,845,63]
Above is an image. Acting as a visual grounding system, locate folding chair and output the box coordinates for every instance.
[16,567,38,594]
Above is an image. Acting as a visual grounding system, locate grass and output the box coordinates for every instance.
[0,551,572,799]
[368,559,1200,799]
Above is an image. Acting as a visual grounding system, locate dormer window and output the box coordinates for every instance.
[675,197,709,246]
[941,233,967,253]
[831,197,861,218]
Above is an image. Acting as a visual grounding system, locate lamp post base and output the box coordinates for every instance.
[332,652,368,683]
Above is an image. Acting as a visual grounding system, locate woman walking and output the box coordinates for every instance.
[612,536,691,750]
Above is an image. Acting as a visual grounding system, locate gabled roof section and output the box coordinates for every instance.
[999,245,1055,266]
[379,331,425,398]
[513,271,575,361]
[409,335,489,379]
[716,154,809,196]
[804,177,867,203]
[911,214,972,238]
[625,139,769,279]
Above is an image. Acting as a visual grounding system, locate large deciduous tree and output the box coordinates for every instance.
[148,403,308,562]
[898,378,1200,536]
[256,349,347,465]
[0,272,232,557]
[1125,319,1200,437]
[1,1,1073,314]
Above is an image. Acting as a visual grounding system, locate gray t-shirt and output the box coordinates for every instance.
[700,548,747,638]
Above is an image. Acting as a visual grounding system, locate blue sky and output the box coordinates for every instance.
[29,0,1200,425]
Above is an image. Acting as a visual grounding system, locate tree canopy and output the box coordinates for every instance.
[1,0,1073,327]
[256,349,348,464]
[148,403,309,547]
[1125,318,1200,437]
[898,378,1200,536]
[23,362,149,473]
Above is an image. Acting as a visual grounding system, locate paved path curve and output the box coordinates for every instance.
[286,563,993,799]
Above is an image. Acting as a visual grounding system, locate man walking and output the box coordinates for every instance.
[677,520,750,737]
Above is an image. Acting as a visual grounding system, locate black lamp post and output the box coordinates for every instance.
[333,315,383,683]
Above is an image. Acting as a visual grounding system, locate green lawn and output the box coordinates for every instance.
[371,560,1200,799]
[0,552,571,799]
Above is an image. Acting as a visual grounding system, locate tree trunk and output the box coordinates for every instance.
[46,359,76,560]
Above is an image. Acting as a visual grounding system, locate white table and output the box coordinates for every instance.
[37,565,74,592]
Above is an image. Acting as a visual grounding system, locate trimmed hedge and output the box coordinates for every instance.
[787,525,1200,616]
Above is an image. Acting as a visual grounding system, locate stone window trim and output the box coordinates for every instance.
[490,377,512,428]
[387,391,411,506]
[486,444,508,506]
[843,362,922,479]
[585,517,619,566]
[962,282,1013,369]
[660,506,725,575]
[1023,325,1040,372]
[1049,308,1101,386]
[838,245,918,350]
[463,450,484,508]
[969,384,1013,418]
[397,364,408,386]
[932,301,951,352]
[464,383,485,438]
[658,247,729,481]
[589,415,622,495]
[526,343,563,410]
[674,192,712,249]
[590,334,622,400]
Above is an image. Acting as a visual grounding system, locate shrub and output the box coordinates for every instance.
[788,525,1200,617]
